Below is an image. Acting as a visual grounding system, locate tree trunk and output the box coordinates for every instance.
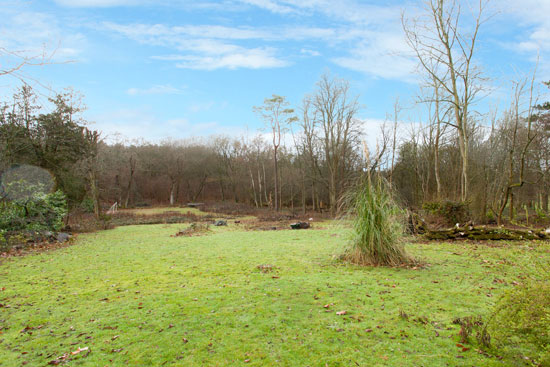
[509,193,514,222]
[257,168,263,207]
[219,178,225,201]
[301,170,306,214]
[192,175,208,202]
[124,156,135,208]
[169,179,176,206]
[434,82,442,200]
[89,166,100,219]
[329,170,337,216]
[273,147,279,211]
[262,162,268,204]
[249,167,259,208]
[311,181,316,211]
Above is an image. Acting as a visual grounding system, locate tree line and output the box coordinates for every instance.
[2,0,549,225]
[1,74,549,225]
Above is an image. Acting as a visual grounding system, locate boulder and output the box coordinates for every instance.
[56,232,71,243]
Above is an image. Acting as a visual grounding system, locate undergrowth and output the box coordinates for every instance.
[486,260,550,366]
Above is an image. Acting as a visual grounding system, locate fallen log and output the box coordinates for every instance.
[425,226,549,241]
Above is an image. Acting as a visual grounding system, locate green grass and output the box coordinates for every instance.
[1,222,548,366]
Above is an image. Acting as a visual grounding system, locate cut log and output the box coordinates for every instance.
[425,226,549,241]
[290,222,310,229]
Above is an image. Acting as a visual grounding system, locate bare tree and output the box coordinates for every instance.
[389,98,401,185]
[254,95,296,211]
[497,73,538,225]
[124,154,136,208]
[305,74,364,215]
[0,46,54,79]
[403,0,490,201]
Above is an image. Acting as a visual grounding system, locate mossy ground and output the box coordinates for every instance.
[1,218,548,366]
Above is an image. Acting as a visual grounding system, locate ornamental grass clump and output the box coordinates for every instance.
[343,175,412,267]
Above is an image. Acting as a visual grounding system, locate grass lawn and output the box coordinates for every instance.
[1,221,548,366]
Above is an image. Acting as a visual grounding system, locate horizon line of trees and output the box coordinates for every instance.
[1,74,549,225]
[2,0,550,225]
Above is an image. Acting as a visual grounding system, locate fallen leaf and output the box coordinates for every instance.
[336,311,347,315]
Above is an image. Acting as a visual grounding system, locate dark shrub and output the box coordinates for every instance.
[422,200,470,226]
[0,183,68,250]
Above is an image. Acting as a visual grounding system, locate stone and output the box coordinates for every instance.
[56,232,71,243]
[214,220,227,226]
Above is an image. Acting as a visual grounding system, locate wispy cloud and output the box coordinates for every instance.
[500,0,550,77]
[54,0,145,7]
[101,10,416,79]
[0,11,85,61]
[102,22,289,70]
[188,101,215,113]
[90,107,245,142]
[238,0,295,14]
[126,84,182,95]
[172,48,288,70]
[300,48,320,57]
[333,33,417,81]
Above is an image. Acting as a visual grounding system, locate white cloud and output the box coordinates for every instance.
[237,0,402,25]
[126,84,182,95]
[90,107,245,143]
[0,11,85,62]
[332,34,417,81]
[102,14,416,79]
[174,47,288,70]
[54,0,144,7]
[500,0,550,78]
[102,22,289,70]
[188,101,215,113]
[239,0,295,14]
[300,48,321,57]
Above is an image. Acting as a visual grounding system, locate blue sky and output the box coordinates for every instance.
[1,0,549,145]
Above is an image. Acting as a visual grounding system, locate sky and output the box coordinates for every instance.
[0,0,549,146]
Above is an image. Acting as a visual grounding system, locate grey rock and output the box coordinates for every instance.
[56,232,71,243]
[214,220,227,226]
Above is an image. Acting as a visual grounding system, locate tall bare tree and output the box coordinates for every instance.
[254,95,296,211]
[497,74,537,225]
[403,0,489,201]
[304,74,364,215]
